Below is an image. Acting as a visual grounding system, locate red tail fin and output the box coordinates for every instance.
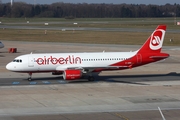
[138,25,166,53]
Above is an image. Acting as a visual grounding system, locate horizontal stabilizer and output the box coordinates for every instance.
[149,56,169,59]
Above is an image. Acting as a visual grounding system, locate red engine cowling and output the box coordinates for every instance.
[63,70,82,80]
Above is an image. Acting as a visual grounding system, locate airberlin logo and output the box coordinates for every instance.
[149,29,165,50]
[36,55,82,65]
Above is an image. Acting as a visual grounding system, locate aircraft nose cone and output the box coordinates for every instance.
[6,63,13,71]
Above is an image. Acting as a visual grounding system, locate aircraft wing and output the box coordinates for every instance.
[79,66,129,69]
[56,65,130,71]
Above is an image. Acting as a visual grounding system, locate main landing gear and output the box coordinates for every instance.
[88,76,95,81]
[28,72,32,81]
[86,72,98,82]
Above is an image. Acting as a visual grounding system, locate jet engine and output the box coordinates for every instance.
[63,70,82,80]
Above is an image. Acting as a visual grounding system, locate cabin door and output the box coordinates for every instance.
[28,56,34,67]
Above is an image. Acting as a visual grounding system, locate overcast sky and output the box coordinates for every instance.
[2,0,179,5]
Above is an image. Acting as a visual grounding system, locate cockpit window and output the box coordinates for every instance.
[13,59,22,63]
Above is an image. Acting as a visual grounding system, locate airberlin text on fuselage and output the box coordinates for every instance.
[36,55,81,65]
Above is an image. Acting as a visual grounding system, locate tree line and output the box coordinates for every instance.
[0,2,179,18]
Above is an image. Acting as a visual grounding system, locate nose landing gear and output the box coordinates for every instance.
[28,72,32,81]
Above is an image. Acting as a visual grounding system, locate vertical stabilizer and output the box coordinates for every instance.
[138,25,166,54]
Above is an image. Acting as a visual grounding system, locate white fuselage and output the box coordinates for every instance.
[6,51,137,72]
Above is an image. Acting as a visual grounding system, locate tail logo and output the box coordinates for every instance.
[149,29,165,50]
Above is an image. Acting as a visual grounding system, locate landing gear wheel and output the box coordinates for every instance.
[28,78,32,81]
[88,76,95,81]
[28,73,32,81]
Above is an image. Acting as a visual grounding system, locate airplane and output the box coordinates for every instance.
[6,25,169,81]
[0,41,4,49]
